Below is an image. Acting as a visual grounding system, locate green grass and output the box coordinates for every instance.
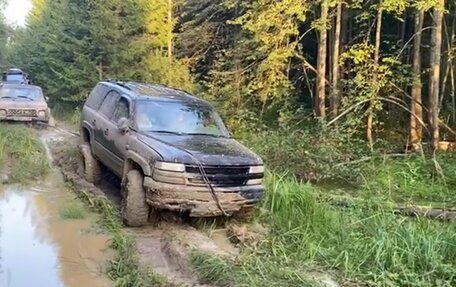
[0,123,50,183]
[51,101,81,130]
[192,173,456,287]
[60,201,87,219]
[360,154,456,205]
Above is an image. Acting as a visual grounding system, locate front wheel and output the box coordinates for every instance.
[121,170,150,227]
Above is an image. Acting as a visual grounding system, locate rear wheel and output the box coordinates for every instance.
[121,170,150,227]
[79,142,102,184]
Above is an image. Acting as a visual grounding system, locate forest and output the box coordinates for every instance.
[2,0,456,286]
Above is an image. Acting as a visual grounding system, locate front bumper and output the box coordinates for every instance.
[144,176,265,217]
[0,116,49,122]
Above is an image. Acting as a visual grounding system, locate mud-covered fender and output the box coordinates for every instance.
[123,150,152,177]
[81,122,95,144]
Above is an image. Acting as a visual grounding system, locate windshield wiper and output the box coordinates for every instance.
[186,133,229,138]
[149,130,185,136]
[17,95,33,101]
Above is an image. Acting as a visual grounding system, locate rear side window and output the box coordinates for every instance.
[86,84,107,110]
[99,90,120,118]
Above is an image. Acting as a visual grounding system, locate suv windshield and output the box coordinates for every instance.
[0,86,42,101]
[135,101,229,137]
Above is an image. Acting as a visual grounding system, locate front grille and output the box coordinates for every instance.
[185,165,250,187]
[7,109,37,117]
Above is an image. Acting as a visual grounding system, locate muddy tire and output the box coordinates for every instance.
[121,170,150,227]
[79,143,102,184]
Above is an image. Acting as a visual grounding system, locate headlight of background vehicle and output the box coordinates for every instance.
[38,110,47,118]
[0,110,6,117]
[154,161,186,172]
[249,165,264,174]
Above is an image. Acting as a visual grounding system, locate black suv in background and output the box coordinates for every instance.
[79,80,265,226]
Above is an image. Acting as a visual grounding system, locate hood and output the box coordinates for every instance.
[137,133,263,166]
[0,99,48,110]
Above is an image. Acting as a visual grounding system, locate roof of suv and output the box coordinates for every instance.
[102,80,207,105]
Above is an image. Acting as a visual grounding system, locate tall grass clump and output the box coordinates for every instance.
[261,173,456,286]
[51,102,81,130]
[361,154,456,205]
[194,173,456,286]
[0,123,50,182]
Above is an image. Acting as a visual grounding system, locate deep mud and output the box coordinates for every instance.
[0,169,111,287]
[41,125,345,287]
[47,129,240,287]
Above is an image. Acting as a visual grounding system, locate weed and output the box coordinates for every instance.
[51,102,81,130]
[192,173,456,286]
[60,201,87,219]
[0,123,50,183]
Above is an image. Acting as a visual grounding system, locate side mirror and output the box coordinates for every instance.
[45,96,49,102]
[118,117,130,133]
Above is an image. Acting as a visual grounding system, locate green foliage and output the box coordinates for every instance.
[7,0,194,104]
[241,124,369,182]
[0,123,50,183]
[363,154,456,205]
[193,173,456,286]
[60,201,87,219]
[339,42,412,134]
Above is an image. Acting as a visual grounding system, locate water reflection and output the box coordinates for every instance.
[0,173,111,287]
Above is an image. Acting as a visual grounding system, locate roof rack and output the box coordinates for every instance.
[106,79,131,90]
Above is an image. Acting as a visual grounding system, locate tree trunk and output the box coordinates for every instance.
[367,0,383,150]
[410,9,424,148]
[316,0,328,118]
[167,0,173,59]
[429,0,444,151]
[330,2,343,118]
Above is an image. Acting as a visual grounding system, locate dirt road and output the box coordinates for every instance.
[0,133,112,287]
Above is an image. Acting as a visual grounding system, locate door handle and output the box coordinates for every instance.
[104,128,109,136]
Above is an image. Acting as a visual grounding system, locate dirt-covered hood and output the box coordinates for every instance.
[137,133,263,166]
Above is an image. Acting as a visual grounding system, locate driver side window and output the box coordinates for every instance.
[113,97,130,123]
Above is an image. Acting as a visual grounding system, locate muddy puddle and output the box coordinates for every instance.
[0,169,112,287]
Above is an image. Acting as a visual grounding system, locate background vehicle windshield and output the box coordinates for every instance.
[135,101,229,137]
[0,86,42,101]
[4,74,25,83]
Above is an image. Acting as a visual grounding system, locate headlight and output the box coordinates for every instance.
[249,165,264,174]
[154,161,185,172]
[38,110,47,118]
[0,110,6,117]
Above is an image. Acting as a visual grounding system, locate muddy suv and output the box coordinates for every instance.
[80,81,265,226]
[0,84,52,123]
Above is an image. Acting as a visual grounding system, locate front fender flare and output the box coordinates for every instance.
[125,150,152,177]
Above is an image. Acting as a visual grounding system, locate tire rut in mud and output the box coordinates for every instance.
[44,128,239,287]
